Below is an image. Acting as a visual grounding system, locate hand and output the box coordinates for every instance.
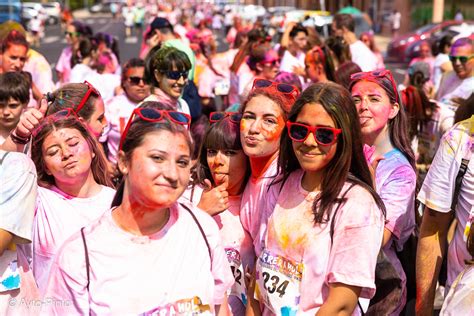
[363,144,384,187]
[14,98,48,138]
[197,179,229,216]
[292,65,306,76]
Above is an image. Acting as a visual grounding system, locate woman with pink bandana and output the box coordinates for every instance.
[350,69,417,314]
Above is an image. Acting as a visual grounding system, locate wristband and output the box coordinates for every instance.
[10,130,31,145]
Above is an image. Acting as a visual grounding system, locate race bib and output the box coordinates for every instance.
[139,297,212,316]
[214,79,230,96]
[225,248,247,305]
[255,249,303,315]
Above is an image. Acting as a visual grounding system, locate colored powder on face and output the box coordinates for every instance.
[262,116,285,141]
[240,119,246,132]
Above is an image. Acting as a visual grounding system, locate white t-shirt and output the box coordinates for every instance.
[44,203,234,315]
[440,265,474,315]
[104,93,139,163]
[85,72,121,102]
[350,40,378,72]
[433,53,450,91]
[417,116,474,289]
[436,71,474,107]
[70,64,96,84]
[279,50,306,85]
[33,185,116,294]
[0,151,39,314]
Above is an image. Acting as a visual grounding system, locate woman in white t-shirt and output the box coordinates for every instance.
[249,82,385,315]
[70,38,97,84]
[433,35,453,91]
[45,107,234,315]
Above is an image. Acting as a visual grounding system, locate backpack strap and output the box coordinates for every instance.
[180,203,212,266]
[451,158,470,213]
[0,151,10,165]
[80,227,92,316]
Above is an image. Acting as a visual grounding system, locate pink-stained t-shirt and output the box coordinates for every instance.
[228,60,255,105]
[44,202,234,315]
[255,170,384,316]
[375,149,417,314]
[240,158,279,244]
[198,53,232,99]
[55,46,73,84]
[33,185,116,294]
[417,116,474,289]
[104,93,139,163]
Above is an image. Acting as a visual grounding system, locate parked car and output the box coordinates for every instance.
[42,2,60,25]
[90,0,125,14]
[406,22,474,60]
[21,2,47,25]
[0,0,22,24]
[387,20,463,63]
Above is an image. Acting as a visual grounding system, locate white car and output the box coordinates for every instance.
[22,2,47,24]
[42,2,61,25]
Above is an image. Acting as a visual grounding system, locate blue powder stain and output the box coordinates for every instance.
[241,294,248,306]
[280,306,297,316]
[1,274,20,289]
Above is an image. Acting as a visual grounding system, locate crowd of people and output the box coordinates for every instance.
[0,2,473,315]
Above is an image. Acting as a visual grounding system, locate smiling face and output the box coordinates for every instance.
[351,80,399,145]
[450,43,473,80]
[124,130,191,209]
[154,64,188,100]
[207,148,247,195]
[42,127,94,186]
[292,103,338,183]
[240,95,285,158]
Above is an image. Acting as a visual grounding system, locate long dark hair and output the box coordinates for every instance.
[195,118,250,190]
[31,117,112,188]
[278,82,385,224]
[402,85,436,140]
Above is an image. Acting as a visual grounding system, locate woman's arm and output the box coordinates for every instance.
[215,295,231,316]
[316,283,361,316]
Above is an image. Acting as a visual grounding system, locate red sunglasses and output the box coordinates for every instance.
[209,111,242,124]
[350,69,399,104]
[32,108,79,137]
[286,121,341,146]
[75,81,101,113]
[119,108,191,150]
[251,78,300,102]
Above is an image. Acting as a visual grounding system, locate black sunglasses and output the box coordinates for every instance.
[161,70,189,81]
[128,76,145,85]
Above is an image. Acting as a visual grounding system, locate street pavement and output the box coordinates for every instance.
[35,10,407,84]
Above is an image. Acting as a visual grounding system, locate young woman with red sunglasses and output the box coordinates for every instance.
[44,106,234,315]
[248,82,385,315]
[349,70,417,314]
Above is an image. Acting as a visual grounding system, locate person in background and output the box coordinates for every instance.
[143,46,191,115]
[332,14,377,71]
[279,23,308,85]
[86,52,121,102]
[70,38,97,83]
[56,21,92,85]
[325,35,352,70]
[305,45,336,84]
[334,61,362,89]
[416,115,474,316]
[0,151,39,314]
[433,35,453,91]
[409,41,435,79]
[390,10,401,37]
[105,58,151,164]
[0,73,30,145]
[360,32,385,69]
[27,14,42,48]
[436,37,473,108]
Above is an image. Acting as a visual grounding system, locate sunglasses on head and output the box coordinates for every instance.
[65,31,80,37]
[449,55,474,64]
[350,69,399,104]
[252,78,300,99]
[127,76,146,85]
[209,111,242,124]
[75,81,100,113]
[32,108,79,137]
[119,108,191,150]
[286,121,341,146]
[161,70,189,81]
